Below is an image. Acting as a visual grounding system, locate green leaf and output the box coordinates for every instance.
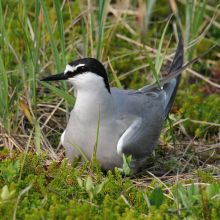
[122,154,126,163]
[149,187,164,209]
[39,81,75,104]
[192,195,202,204]
[178,189,192,211]
[187,184,199,205]
[126,155,132,165]
[77,178,83,188]
[174,183,186,199]
[1,185,15,201]
[207,183,217,201]
[93,184,103,194]
[86,176,93,192]
[187,184,199,198]
[122,163,133,175]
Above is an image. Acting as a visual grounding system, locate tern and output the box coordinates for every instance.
[41,36,216,173]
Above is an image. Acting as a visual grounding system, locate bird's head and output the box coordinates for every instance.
[41,58,111,93]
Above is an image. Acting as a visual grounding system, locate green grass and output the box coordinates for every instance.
[0,0,220,219]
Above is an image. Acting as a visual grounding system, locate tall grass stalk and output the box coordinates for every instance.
[185,0,207,61]
[96,0,108,60]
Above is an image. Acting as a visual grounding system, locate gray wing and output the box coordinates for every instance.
[111,88,166,160]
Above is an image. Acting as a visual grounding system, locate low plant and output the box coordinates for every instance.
[0,159,20,182]
[117,154,133,175]
[77,175,109,204]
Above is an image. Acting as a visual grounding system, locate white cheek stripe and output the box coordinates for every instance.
[64,64,85,74]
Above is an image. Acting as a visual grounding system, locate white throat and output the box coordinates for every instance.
[68,72,115,121]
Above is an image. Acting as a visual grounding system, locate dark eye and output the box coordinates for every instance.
[78,66,88,72]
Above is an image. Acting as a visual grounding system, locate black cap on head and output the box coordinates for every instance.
[41,58,111,93]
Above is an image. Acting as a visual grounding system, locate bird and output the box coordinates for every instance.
[41,36,216,173]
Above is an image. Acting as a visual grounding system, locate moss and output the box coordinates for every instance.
[176,84,220,136]
[1,151,220,219]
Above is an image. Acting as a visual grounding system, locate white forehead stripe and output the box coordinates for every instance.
[64,64,85,74]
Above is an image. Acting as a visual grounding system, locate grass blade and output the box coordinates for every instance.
[81,19,86,58]
[39,81,75,105]
[94,106,100,157]
[0,54,10,135]
[108,57,123,89]
[35,122,41,156]
[154,14,173,71]
[143,46,162,90]
[66,141,88,162]
[19,99,34,125]
[34,7,41,70]
[155,36,172,74]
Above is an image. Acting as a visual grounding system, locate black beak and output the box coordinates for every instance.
[41,72,69,81]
